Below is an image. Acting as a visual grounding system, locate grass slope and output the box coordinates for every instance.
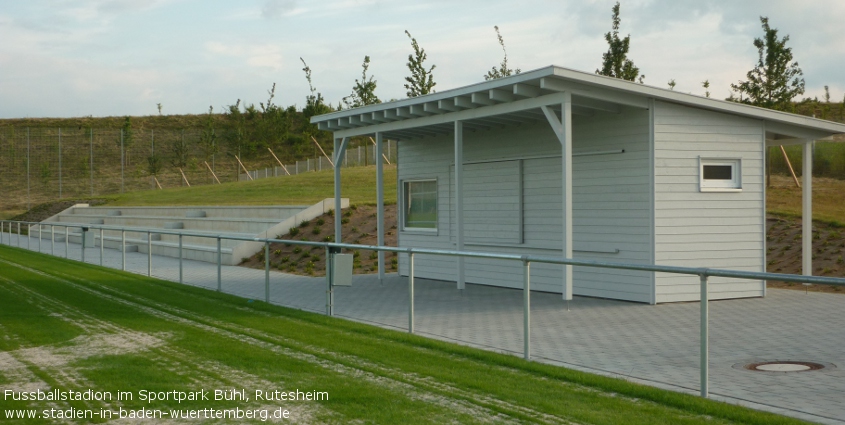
[0,246,811,425]
[105,165,397,207]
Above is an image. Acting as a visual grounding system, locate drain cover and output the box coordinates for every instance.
[746,361,825,372]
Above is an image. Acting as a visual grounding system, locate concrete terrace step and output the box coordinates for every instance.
[37,199,347,266]
[65,205,310,220]
[52,214,284,234]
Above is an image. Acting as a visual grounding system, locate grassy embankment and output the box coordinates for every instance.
[0,246,813,425]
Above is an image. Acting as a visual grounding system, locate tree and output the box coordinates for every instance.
[485,26,520,80]
[668,79,676,90]
[596,2,644,83]
[121,116,134,166]
[300,57,332,118]
[702,80,711,98]
[404,30,436,97]
[729,17,804,111]
[343,56,381,108]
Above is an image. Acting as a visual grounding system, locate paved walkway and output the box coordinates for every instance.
[4,233,844,424]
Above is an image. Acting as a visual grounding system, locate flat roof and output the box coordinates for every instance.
[312,65,845,141]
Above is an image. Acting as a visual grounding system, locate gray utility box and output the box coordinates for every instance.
[81,229,95,246]
[331,254,353,286]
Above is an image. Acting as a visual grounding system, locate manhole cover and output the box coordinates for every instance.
[745,361,825,372]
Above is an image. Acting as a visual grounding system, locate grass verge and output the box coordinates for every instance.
[104,165,397,207]
[0,245,812,424]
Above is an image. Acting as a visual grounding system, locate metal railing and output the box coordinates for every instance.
[2,218,844,399]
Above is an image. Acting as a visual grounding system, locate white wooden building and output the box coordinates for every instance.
[311,66,845,303]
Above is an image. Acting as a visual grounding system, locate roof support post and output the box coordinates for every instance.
[802,140,813,277]
[334,136,349,244]
[455,120,465,290]
[376,132,385,284]
[542,93,573,301]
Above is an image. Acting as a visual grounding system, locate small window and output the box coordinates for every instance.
[404,180,437,230]
[700,158,741,191]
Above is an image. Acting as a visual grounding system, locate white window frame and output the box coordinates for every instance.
[699,157,742,192]
[401,179,438,233]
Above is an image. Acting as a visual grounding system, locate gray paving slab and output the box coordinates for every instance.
[4,233,844,424]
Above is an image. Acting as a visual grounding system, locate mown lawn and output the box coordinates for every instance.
[0,246,812,424]
[105,165,397,207]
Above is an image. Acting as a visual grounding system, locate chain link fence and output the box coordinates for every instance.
[1,128,396,211]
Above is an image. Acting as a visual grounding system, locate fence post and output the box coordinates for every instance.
[38,224,42,253]
[217,237,222,292]
[26,129,30,210]
[524,259,531,361]
[65,227,69,258]
[265,241,270,303]
[51,225,54,256]
[700,272,709,398]
[120,129,125,193]
[81,227,86,263]
[325,247,333,316]
[100,228,104,266]
[147,231,152,277]
[17,222,20,247]
[58,128,62,199]
[121,230,125,270]
[178,234,183,284]
[90,128,94,196]
[409,251,415,333]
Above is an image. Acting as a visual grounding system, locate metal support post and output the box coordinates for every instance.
[38,224,42,252]
[81,227,86,263]
[51,225,54,256]
[217,237,222,291]
[65,227,69,258]
[178,234,183,284]
[326,247,333,316]
[523,260,531,360]
[147,231,152,277]
[264,241,270,303]
[100,228,104,266]
[121,230,126,270]
[700,273,709,398]
[376,133,385,284]
[17,222,20,247]
[409,252,415,333]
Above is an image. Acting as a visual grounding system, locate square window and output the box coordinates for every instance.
[403,180,437,230]
[699,158,741,191]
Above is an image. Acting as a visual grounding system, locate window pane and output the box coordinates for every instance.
[405,181,437,229]
[703,165,733,180]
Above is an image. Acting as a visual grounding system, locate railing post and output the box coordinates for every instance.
[81,227,86,263]
[409,251,415,333]
[65,227,69,259]
[326,247,333,316]
[121,230,126,270]
[99,228,104,266]
[17,222,20,247]
[264,240,270,303]
[38,224,42,253]
[147,231,152,277]
[51,225,54,256]
[216,237,222,292]
[27,223,30,250]
[700,272,709,398]
[524,259,531,361]
[178,234,183,284]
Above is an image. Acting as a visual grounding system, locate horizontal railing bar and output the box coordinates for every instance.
[3,219,844,287]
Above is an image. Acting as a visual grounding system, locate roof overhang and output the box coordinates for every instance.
[311,65,845,142]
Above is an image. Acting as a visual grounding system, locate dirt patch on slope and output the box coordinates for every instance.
[766,216,845,293]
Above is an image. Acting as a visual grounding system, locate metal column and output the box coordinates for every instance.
[376,133,385,284]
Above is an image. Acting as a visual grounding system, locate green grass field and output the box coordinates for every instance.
[0,246,811,424]
[104,165,397,207]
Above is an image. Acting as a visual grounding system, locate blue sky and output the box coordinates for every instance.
[1,0,843,118]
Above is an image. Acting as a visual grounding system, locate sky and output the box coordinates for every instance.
[1,0,843,119]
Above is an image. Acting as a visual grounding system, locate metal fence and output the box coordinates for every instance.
[0,128,392,211]
[239,140,398,181]
[2,218,844,403]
